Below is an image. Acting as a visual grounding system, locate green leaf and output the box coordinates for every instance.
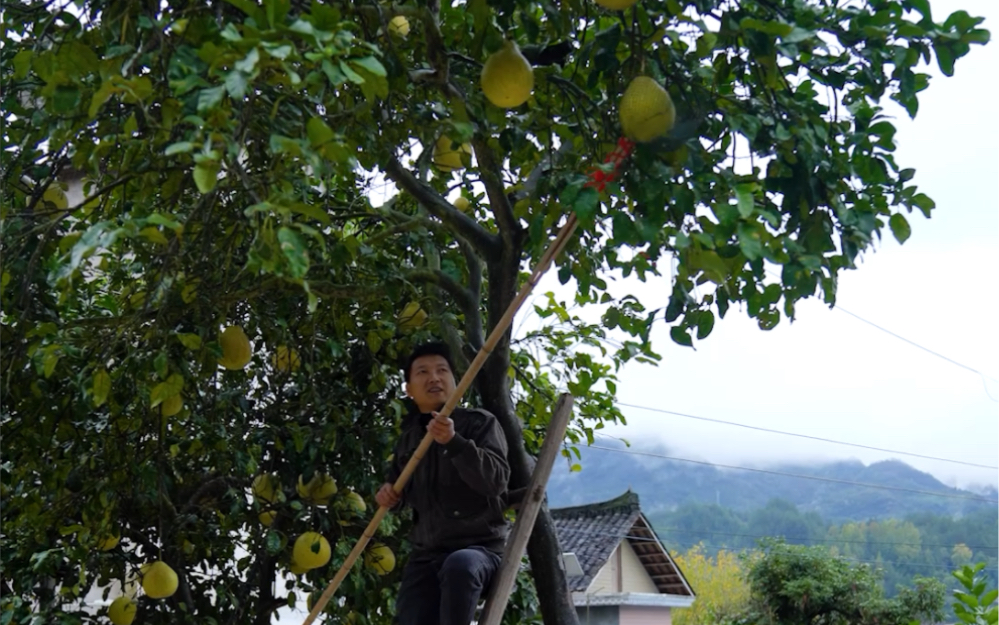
[13,50,33,79]
[339,60,365,84]
[197,86,226,113]
[234,47,260,74]
[670,326,694,348]
[288,202,332,226]
[737,223,763,260]
[92,369,111,407]
[366,330,383,354]
[150,374,184,408]
[265,530,282,555]
[306,117,335,147]
[350,56,387,77]
[735,184,755,218]
[740,18,794,37]
[571,187,599,221]
[194,162,220,194]
[88,81,118,118]
[165,141,195,156]
[889,213,911,244]
[177,333,202,350]
[696,310,715,340]
[278,227,309,278]
[912,193,935,217]
[225,71,248,100]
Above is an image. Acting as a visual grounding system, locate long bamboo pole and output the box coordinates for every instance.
[302,214,579,624]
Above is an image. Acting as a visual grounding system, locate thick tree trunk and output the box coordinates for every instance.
[476,257,579,625]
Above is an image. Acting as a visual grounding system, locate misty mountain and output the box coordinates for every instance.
[546,440,996,522]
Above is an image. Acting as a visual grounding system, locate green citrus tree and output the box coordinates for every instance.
[1,0,989,624]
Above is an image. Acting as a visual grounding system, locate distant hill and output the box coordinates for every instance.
[546,440,996,522]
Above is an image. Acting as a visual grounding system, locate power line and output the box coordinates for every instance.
[835,306,999,403]
[762,269,997,403]
[584,444,999,504]
[615,402,999,470]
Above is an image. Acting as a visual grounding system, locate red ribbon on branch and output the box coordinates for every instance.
[585,137,636,192]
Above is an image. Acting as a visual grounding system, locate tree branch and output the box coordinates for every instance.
[407,268,478,316]
[384,156,500,259]
[470,135,522,249]
[457,238,485,351]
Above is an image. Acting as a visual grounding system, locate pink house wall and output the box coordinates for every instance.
[619,606,672,625]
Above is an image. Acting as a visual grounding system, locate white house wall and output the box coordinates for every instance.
[620,605,671,625]
[619,540,659,594]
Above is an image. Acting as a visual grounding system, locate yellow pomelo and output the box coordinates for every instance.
[398,301,428,329]
[346,491,366,514]
[619,76,676,143]
[108,596,137,625]
[453,196,470,212]
[160,394,183,417]
[271,345,301,372]
[140,561,178,599]
[218,325,252,370]
[252,473,280,503]
[258,510,276,527]
[388,15,410,38]
[297,473,338,505]
[594,0,638,9]
[97,532,120,551]
[38,185,69,211]
[481,40,534,108]
[432,136,472,172]
[293,532,331,570]
[364,543,396,575]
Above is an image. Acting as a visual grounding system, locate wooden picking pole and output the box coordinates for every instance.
[302,214,579,624]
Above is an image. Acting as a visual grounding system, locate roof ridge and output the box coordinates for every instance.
[550,490,640,518]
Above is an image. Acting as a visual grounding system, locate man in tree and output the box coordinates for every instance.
[375,342,511,625]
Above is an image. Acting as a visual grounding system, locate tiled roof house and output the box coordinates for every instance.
[552,491,695,625]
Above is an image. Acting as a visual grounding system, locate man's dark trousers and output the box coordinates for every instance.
[396,546,502,625]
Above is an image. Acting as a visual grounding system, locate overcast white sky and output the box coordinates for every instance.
[513,0,999,493]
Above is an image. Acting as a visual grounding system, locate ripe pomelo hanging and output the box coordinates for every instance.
[453,196,470,212]
[252,473,280,503]
[619,76,676,142]
[398,301,428,329]
[218,325,252,370]
[140,561,178,599]
[293,532,331,570]
[297,472,338,505]
[271,345,301,372]
[388,15,410,38]
[108,596,137,625]
[364,543,396,575]
[96,531,120,551]
[432,136,472,172]
[481,40,534,108]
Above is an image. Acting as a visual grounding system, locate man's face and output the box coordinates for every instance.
[405,354,456,413]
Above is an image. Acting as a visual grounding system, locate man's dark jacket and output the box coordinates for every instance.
[386,407,510,554]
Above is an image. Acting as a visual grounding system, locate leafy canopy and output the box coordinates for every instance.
[0,0,988,623]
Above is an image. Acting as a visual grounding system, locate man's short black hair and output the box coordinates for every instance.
[404,342,456,382]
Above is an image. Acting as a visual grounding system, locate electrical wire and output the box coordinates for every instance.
[583,444,999,503]
[834,305,998,403]
[614,402,999,470]
[761,268,997,403]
